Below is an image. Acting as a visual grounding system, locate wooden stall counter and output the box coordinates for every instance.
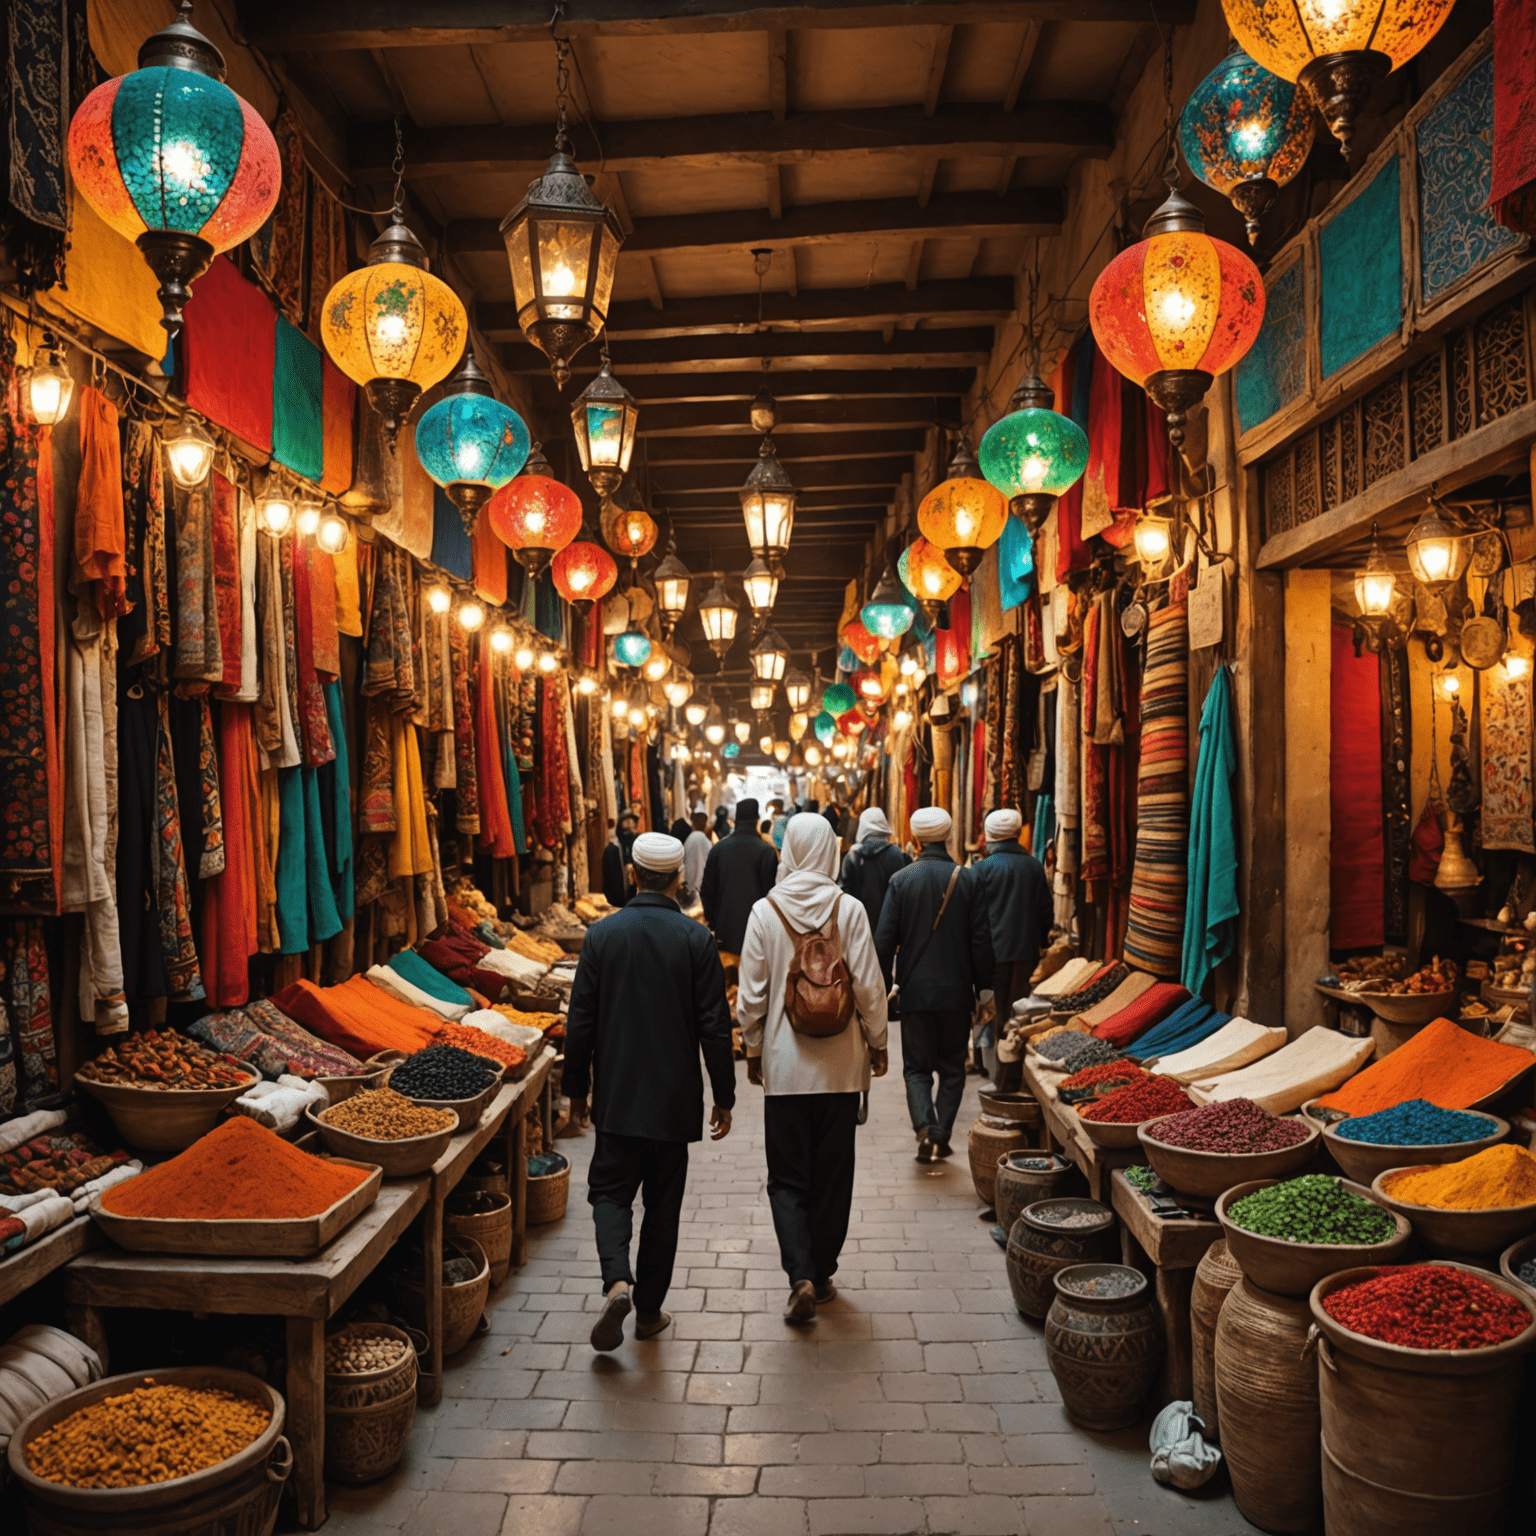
[1021,1056,1139,1201]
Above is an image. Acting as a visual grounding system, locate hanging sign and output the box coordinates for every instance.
[1189,564,1225,649]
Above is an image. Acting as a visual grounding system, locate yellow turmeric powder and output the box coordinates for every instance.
[1383,1144,1536,1210]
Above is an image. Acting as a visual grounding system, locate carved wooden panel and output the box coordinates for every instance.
[1473,298,1530,425]
[1451,327,1475,437]
[1408,354,1444,456]
[1263,456,1293,534]
[1321,415,1340,508]
[1340,401,1361,502]
[1363,378,1407,487]
[1294,430,1320,525]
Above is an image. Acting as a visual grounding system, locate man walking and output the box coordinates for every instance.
[840,806,910,930]
[973,807,1053,1020]
[564,833,736,1351]
[601,809,639,908]
[700,797,779,965]
[682,810,712,899]
[874,807,994,1162]
[737,815,889,1323]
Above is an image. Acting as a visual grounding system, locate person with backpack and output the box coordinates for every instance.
[736,814,889,1324]
[839,806,911,930]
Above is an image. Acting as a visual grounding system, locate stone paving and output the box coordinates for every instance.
[320,1051,1265,1536]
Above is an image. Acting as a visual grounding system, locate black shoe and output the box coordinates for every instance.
[916,1134,938,1164]
[934,1140,954,1159]
[814,1281,837,1305]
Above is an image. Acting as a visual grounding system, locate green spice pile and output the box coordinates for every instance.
[1227,1174,1396,1246]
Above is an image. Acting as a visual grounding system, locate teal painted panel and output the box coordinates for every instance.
[1234,257,1306,433]
[1319,155,1403,379]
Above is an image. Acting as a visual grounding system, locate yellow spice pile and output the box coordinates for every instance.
[322,1087,455,1140]
[1384,1144,1536,1210]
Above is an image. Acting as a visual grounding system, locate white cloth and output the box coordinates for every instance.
[632,831,683,872]
[234,488,260,703]
[910,806,951,842]
[1150,1020,1288,1084]
[70,1161,142,1213]
[985,808,1023,840]
[856,807,893,839]
[683,829,712,893]
[474,946,547,983]
[232,1075,327,1133]
[737,815,889,1095]
[0,1110,67,1156]
[1149,1402,1221,1489]
[364,963,470,1021]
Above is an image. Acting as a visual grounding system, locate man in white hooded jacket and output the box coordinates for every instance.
[737,815,890,1324]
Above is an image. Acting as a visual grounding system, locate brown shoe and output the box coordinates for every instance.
[590,1285,631,1352]
[784,1279,817,1324]
[814,1281,837,1305]
[635,1310,672,1340]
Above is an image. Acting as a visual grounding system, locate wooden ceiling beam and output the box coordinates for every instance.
[651,457,911,492]
[635,397,959,432]
[645,429,923,462]
[662,490,892,512]
[589,367,972,402]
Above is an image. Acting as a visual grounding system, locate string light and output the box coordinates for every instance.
[427,586,452,615]
[164,415,216,489]
[257,484,294,537]
[316,512,349,554]
[684,696,709,727]
[26,335,74,426]
[491,628,514,654]
[296,498,322,538]
[514,644,536,671]
[538,652,559,673]
[611,695,631,719]
[458,601,485,631]
[1505,653,1531,681]
[576,675,597,694]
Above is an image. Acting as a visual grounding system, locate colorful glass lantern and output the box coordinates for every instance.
[784,668,812,713]
[614,622,653,668]
[837,709,867,738]
[917,437,1007,578]
[1180,47,1314,244]
[414,351,530,533]
[488,443,583,578]
[551,533,617,609]
[813,710,838,747]
[854,668,886,703]
[722,741,741,760]
[860,562,916,640]
[1222,0,1454,158]
[67,2,280,336]
[653,540,692,636]
[820,681,856,716]
[841,619,883,664]
[698,575,739,659]
[978,373,1089,531]
[26,335,75,426]
[750,628,790,684]
[898,535,962,623]
[1133,514,1174,569]
[1089,181,1264,445]
[571,351,639,498]
[732,717,753,745]
[320,215,467,448]
[609,502,658,567]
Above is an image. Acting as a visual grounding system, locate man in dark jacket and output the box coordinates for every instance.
[840,806,910,930]
[700,797,779,961]
[565,832,736,1351]
[874,806,994,1161]
[600,810,638,908]
[973,807,1053,1017]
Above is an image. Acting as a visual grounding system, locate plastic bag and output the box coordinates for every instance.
[1149,1400,1221,1489]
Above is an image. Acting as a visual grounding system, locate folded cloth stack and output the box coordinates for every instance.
[1032,956,1098,999]
[1089,982,1192,1048]
[232,1075,330,1133]
[0,1110,68,1157]
[1123,999,1230,1064]
[474,947,550,986]
[273,977,444,1061]
[1190,1025,1374,1114]
[364,949,475,1021]
[1149,1019,1288,1083]
[0,1325,103,1452]
[190,1001,366,1080]
[460,1010,546,1052]
[420,920,511,1000]
[1077,970,1157,1029]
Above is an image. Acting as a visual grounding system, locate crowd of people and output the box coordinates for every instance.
[565,795,1052,1348]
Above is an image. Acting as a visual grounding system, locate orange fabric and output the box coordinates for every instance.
[319,358,356,494]
[398,424,436,560]
[272,975,443,1060]
[309,546,341,677]
[472,507,508,603]
[1316,1017,1535,1114]
[475,637,516,857]
[257,767,281,952]
[333,539,363,637]
[201,704,260,1006]
[74,386,127,618]
[38,428,61,911]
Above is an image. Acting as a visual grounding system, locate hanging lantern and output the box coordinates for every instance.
[1354,522,1397,618]
[641,645,671,683]
[773,739,791,764]
[1133,513,1174,569]
[898,536,961,624]
[653,539,692,636]
[320,215,467,449]
[722,741,741,760]
[732,717,752,746]
[803,743,823,768]
[893,706,913,731]
[551,532,617,609]
[813,710,838,747]
[488,443,582,578]
[427,584,452,615]
[1222,0,1454,159]
[414,351,530,534]
[570,350,638,497]
[841,619,883,665]
[514,643,536,671]
[742,557,779,630]
[854,668,886,703]
[1180,46,1315,244]
[978,373,1089,531]
[860,562,916,640]
[576,674,598,695]
[491,627,515,655]
[698,575,739,659]
[1404,503,1470,592]
[613,622,652,668]
[838,709,867,737]
[610,502,658,567]
[164,414,216,489]
[67,2,280,336]
[789,711,809,742]
[458,600,485,631]
[750,628,790,684]
[316,512,350,554]
[749,680,775,713]
[256,477,293,536]
[784,667,812,713]
[25,334,74,426]
[664,676,691,709]
[684,695,709,727]
[1089,179,1264,445]
[917,437,1007,578]
[295,492,322,537]
[703,704,727,746]
[820,681,856,716]
[740,390,796,571]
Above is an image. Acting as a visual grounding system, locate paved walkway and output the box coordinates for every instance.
[323,1054,1264,1536]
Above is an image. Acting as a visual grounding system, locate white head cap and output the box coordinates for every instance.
[630,832,684,873]
[985,808,1023,841]
[910,807,952,842]
[857,807,893,840]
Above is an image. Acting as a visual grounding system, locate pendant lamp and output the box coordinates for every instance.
[551,528,617,609]
[750,627,789,684]
[739,386,796,572]
[750,680,775,713]
[784,667,812,713]
[733,717,753,745]
[820,681,856,716]
[841,618,883,665]
[684,695,709,727]
[613,622,653,668]
[653,537,692,637]
[164,413,216,488]
[1180,45,1314,244]
[860,561,916,641]
[742,557,779,628]
[813,711,838,748]
[413,351,530,533]
[1089,176,1264,445]
[609,500,658,568]
[773,740,791,763]
[1354,523,1397,618]
[571,348,638,497]
[978,372,1088,532]
[488,443,582,577]
[789,711,809,742]
[1404,502,1470,592]
[698,575,739,659]
[67,2,280,336]
[26,335,74,426]
[917,437,1007,578]
[898,535,962,623]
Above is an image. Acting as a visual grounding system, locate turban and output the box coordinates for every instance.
[857,807,893,840]
[985,808,1023,840]
[630,833,684,873]
[910,807,952,842]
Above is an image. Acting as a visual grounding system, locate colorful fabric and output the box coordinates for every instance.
[320,358,356,495]
[398,424,437,560]
[274,765,343,955]
[1330,626,1385,949]
[271,976,442,1061]
[358,698,395,834]
[209,472,243,695]
[44,192,164,360]
[322,680,354,921]
[74,385,127,619]
[389,948,474,1009]
[272,317,324,480]
[431,486,474,579]
[121,420,170,666]
[1491,0,1536,230]
[6,921,56,1106]
[250,110,308,324]
[200,704,260,1007]
[184,254,276,451]
[245,998,365,1077]
[1481,658,1535,850]
[1123,998,1228,1064]
[472,502,508,603]
[333,538,363,637]
[1090,982,1191,1048]
[536,677,570,849]
[476,639,516,857]
[291,538,334,767]
[153,694,203,999]
[5,0,70,235]
[172,481,222,688]
[1182,666,1240,995]
[388,714,433,879]
[195,696,225,878]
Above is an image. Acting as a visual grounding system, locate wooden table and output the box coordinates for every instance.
[1022,1058,1139,1201]
[0,1213,100,1307]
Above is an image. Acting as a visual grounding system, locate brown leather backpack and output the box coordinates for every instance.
[765,897,856,1038]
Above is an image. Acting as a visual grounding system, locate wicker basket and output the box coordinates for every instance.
[323,1325,417,1483]
[526,1154,570,1226]
[446,1190,513,1286]
[323,1323,418,1409]
[441,1238,490,1355]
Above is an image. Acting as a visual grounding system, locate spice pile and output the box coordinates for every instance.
[1315,1017,1533,1115]
[99,1117,371,1221]
[25,1382,270,1487]
[1323,1265,1531,1349]
[1227,1175,1396,1245]
[1345,957,1456,996]
[1150,1098,1312,1153]
[1031,1204,1111,1229]
[1332,1099,1495,1146]
[77,1032,252,1091]
[1381,1144,1536,1210]
[1058,1062,1145,1106]
[1060,1269,1143,1298]
[1034,1031,1122,1073]
[1520,1256,1536,1289]
[389,1044,496,1100]
[326,1331,411,1374]
[322,1088,455,1141]
[436,1022,528,1071]
[1080,1075,1192,1124]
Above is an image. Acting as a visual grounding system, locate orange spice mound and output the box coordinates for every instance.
[1315,1018,1534,1115]
[437,1023,527,1070]
[100,1118,370,1221]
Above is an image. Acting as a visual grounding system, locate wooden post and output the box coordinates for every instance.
[1155,1265,1195,1406]
[511,1106,529,1269]
[284,1315,326,1531]
[64,1304,108,1374]
[420,1196,444,1407]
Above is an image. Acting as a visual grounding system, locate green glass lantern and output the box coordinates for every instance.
[861,560,916,640]
[978,373,1089,533]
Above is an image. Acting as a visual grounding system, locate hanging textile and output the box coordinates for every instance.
[564,685,589,895]
[1182,665,1239,995]
[500,663,527,855]
[536,676,571,848]
[999,515,1033,612]
[172,480,223,689]
[449,622,479,834]
[1481,653,1535,850]
[254,531,300,768]
[153,694,203,999]
[234,488,259,703]
[396,426,436,560]
[120,420,170,668]
[1380,645,1411,945]
[272,317,324,481]
[291,539,335,767]
[274,764,343,955]
[387,715,433,878]
[1081,342,1123,540]
[1330,626,1385,949]
[250,110,308,325]
[43,193,165,359]
[475,643,517,854]
[183,255,276,452]
[320,358,356,494]
[209,471,243,696]
[358,699,395,835]
[3,0,71,282]
[1491,0,1536,232]
[201,704,260,1006]
[74,385,128,619]
[1052,332,1094,582]
[1123,601,1190,979]
[333,538,363,637]
[115,682,165,1003]
[309,177,349,345]
[472,505,508,603]
[322,680,354,921]
[309,547,340,678]
[431,487,474,580]
[1079,600,1112,882]
[5,921,56,1106]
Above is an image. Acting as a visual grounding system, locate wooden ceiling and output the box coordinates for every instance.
[242,0,1180,671]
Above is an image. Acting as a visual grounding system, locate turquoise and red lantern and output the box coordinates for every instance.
[978,373,1089,533]
[414,352,530,534]
[67,2,280,335]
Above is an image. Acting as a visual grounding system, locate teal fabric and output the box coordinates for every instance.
[1181,665,1239,995]
[1235,257,1307,432]
[503,719,527,855]
[1124,999,1228,1064]
[388,947,474,1008]
[1320,155,1403,378]
[323,680,354,921]
[272,318,324,479]
[301,767,343,948]
[276,766,342,955]
[431,486,473,579]
[999,514,1034,612]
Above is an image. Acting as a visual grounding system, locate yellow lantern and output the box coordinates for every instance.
[917,438,1007,579]
[320,216,467,448]
[899,535,963,623]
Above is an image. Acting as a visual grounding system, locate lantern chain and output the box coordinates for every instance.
[1151,1,1180,193]
[551,1,572,153]
[391,116,406,218]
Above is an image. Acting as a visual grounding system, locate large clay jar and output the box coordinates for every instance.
[1045,1264,1163,1431]
[1190,1239,1243,1441]
[968,1114,1033,1207]
[1006,1198,1117,1321]
[995,1152,1074,1237]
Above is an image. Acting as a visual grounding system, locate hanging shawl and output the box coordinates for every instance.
[250,111,308,325]
[358,698,396,834]
[201,704,260,1006]
[254,532,300,768]
[322,680,354,920]
[172,480,222,689]
[449,621,479,833]
[1491,0,1536,232]
[120,420,170,669]
[387,714,433,878]
[476,637,516,856]
[1182,666,1239,995]
[209,471,243,696]
[1329,626,1385,949]
[153,693,203,998]
[272,317,324,481]
[234,488,260,702]
[75,385,127,619]
[320,358,356,494]
[291,538,335,767]
[536,676,571,848]
[6,922,57,1106]
[184,255,276,451]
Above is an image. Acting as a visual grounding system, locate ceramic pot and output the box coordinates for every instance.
[994,1153,1074,1237]
[968,1115,1035,1207]
[1005,1199,1117,1321]
[1045,1264,1163,1431]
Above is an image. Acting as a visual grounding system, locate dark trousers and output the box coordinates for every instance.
[587,1131,689,1318]
[993,961,1034,1015]
[901,1010,971,1143]
[764,1093,860,1285]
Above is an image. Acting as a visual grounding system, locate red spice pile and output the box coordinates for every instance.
[1080,1074,1192,1124]
[437,1023,527,1071]
[1322,1264,1532,1350]
[1059,1061,1145,1092]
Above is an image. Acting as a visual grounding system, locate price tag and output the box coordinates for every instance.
[1188,564,1225,649]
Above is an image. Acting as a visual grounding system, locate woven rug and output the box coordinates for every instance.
[1124,600,1189,977]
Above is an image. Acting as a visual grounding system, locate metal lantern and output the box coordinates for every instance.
[614,622,653,668]
[653,540,692,636]
[784,667,812,713]
[1222,0,1454,158]
[742,557,779,628]
[67,2,280,336]
[789,711,809,742]
[414,351,530,533]
[917,437,1007,578]
[664,675,691,708]
[813,710,838,747]
[773,740,791,764]
[571,350,639,497]
[641,644,671,683]
[750,628,789,684]
[26,335,75,426]
[732,716,753,745]
[703,703,727,746]
[1354,524,1397,618]
[861,562,916,640]
[488,444,583,577]
[749,680,775,713]
[551,533,617,609]
[978,372,1089,531]
[164,413,216,488]
[898,535,962,623]
[1133,514,1174,569]
[1405,503,1470,592]
[739,389,796,571]
[1089,179,1265,444]
[684,695,709,727]
[1180,46,1315,243]
[698,575,739,659]
[841,619,883,665]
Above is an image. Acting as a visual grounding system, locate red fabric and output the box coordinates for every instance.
[1090,982,1190,1046]
[420,934,506,1001]
[475,637,517,856]
[291,542,334,766]
[536,677,569,848]
[1330,626,1385,948]
[38,428,60,911]
[472,510,508,604]
[1492,0,1536,229]
[937,587,971,687]
[1409,801,1444,884]
[273,976,443,1060]
[319,358,356,494]
[971,717,987,836]
[201,704,258,1005]
[1050,353,1090,582]
[1085,345,1123,529]
[210,471,242,696]
[309,547,340,678]
[184,255,276,451]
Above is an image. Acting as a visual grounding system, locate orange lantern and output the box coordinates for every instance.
[853,667,886,703]
[610,503,657,567]
[917,438,1007,578]
[899,535,962,622]
[837,709,867,737]
[487,444,581,577]
[842,619,882,665]
[552,536,617,609]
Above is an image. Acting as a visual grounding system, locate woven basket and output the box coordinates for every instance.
[324,1381,417,1484]
[323,1323,417,1409]
[527,1155,570,1226]
[447,1191,513,1286]
[441,1237,490,1355]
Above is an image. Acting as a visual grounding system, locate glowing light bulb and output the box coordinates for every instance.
[894,707,913,729]
[1442,673,1460,695]
[1357,571,1395,617]
[428,585,451,615]
[803,744,822,766]
[491,628,514,654]
[628,705,647,729]
[458,602,484,631]
[831,740,848,760]
[539,652,558,673]
[1506,654,1531,680]
[259,495,293,537]
[759,734,773,755]
[297,503,321,537]
[548,263,577,297]
[611,696,630,719]
[577,675,597,695]
[377,313,408,344]
[954,507,977,540]
[514,645,535,671]
[705,722,725,746]
[162,140,211,192]
[317,513,348,554]
[664,679,690,708]
[1021,454,1049,491]
[1417,541,1452,582]
[524,508,547,534]
[1158,291,1197,328]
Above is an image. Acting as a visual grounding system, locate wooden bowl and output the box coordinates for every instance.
[396,1073,500,1132]
[317,1069,389,1106]
[1138,1115,1321,1199]
[1349,990,1456,1025]
[1371,1167,1536,1256]
[1500,1232,1536,1298]
[1300,1097,1350,1132]
[978,1088,1042,1124]
[1216,1176,1411,1296]
[307,1106,455,1178]
[73,1072,259,1153]
[1076,1111,1156,1150]
[1322,1110,1508,1187]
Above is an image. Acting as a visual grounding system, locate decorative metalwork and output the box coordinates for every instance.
[1320,415,1340,508]
[1363,379,1406,487]
[1473,298,1530,425]
[1294,430,1320,525]
[1408,354,1444,457]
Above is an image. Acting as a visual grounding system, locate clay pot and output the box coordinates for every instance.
[1005,1199,1117,1321]
[994,1153,1074,1237]
[968,1115,1034,1208]
[1045,1264,1163,1431]
[1190,1239,1243,1441]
